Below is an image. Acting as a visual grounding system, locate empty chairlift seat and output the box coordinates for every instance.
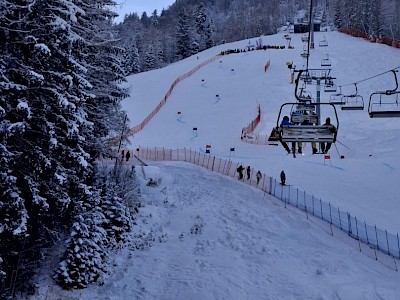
[319,38,328,47]
[368,70,400,118]
[321,54,332,67]
[368,91,400,118]
[341,84,364,110]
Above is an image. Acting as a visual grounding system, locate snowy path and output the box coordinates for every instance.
[71,162,400,300]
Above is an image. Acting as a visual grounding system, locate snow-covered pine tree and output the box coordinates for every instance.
[100,193,133,247]
[193,3,208,50]
[53,0,136,289]
[175,8,192,60]
[157,49,165,67]
[144,45,156,71]
[1,0,129,295]
[333,0,343,29]
[72,0,128,158]
[96,163,139,248]
[205,22,215,49]
[191,40,200,55]
[151,9,159,28]
[194,3,207,35]
[369,0,384,39]
[55,213,108,289]
[123,44,141,76]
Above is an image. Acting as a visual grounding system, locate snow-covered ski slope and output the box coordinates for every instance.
[41,30,400,300]
[122,30,400,234]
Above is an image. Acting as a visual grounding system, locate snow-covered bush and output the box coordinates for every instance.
[55,164,141,289]
[55,213,108,289]
[99,165,140,247]
[100,194,133,247]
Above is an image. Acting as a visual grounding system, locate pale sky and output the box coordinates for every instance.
[114,0,175,23]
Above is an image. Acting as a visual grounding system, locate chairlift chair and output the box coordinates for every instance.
[276,102,339,143]
[319,38,328,47]
[290,103,318,124]
[368,91,400,118]
[324,79,337,93]
[341,84,364,111]
[275,69,339,144]
[301,49,308,59]
[319,35,328,47]
[329,86,344,105]
[298,87,313,101]
[368,70,400,118]
[299,70,312,84]
[321,54,332,67]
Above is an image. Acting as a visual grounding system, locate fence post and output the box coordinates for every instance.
[396,233,400,258]
[211,156,215,171]
[304,191,308,219]
[347,213,352,235]
[320,198,323,219]
[397,233,400,259]
[355,217,361,252]
[296,188,299,207]
[355,217,359,239]
[312,195,315,216]
[364,221,369,245]
[338,208,342,230]
[386,230,390,256]
[375,225,379,250]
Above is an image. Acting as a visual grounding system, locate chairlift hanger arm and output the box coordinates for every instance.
[352,83,359,97]
[388,69,398,93]
[294,70,304,102]
[338,66,400,90]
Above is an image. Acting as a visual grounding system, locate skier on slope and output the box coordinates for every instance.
[280,170,286,185]
[246,166,251,180]
[256,171,262,185]
[237,165,245,180]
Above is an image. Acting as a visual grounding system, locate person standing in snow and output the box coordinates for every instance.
[256,171,262,185]
[280,170,286,185]
[246,166,251,180]
[237,165,244,180]
[126,150,131,162]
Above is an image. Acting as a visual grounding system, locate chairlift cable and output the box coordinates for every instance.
[337,66,400,89]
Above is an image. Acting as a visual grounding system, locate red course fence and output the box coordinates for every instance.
[125,55,222,139]
[339,27,400,49]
